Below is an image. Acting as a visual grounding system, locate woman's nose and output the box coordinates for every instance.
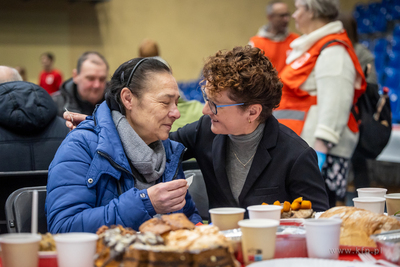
[202,102,212,115]
[170,105,181,119]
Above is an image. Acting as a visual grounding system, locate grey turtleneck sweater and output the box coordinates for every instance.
[226,123,265,204]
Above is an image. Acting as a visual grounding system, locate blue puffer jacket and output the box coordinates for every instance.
[46,102,201,233]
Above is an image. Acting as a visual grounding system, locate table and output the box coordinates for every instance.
[0,257,57,267]
[0,251,390,267]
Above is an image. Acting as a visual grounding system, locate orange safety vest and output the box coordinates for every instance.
[275,31,366,136]
[250,33,299,73]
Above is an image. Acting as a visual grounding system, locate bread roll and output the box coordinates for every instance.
[319,206,400,247]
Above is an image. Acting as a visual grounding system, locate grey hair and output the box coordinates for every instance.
[297,0,339,22]
[266,0,285,15]
[0,66,23,83]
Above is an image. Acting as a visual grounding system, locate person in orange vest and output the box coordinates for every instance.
[274,0,366,207]
[249,1,299,73]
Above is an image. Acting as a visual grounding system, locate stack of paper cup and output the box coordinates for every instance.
[354,187,387,214]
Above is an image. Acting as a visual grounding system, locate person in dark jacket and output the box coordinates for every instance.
[170,46,329,212]
[0,66,69,172]
[63,46,330,213]
[52,51,109,117]
[46,58,201,233]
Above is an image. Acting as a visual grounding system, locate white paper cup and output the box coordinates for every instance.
[357,188,387,198]
[385,193,400,216]
[353,197,386,214]
[0,233,41,267]
[209,207,245,231]
[304,218,342,259]
[238,219,279,265]
[247,205,282,221]
[54,232,98,267]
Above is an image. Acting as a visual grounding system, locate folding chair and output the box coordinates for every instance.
[5,186,47,233]
[0,170,48,233]
[184,169,209,221]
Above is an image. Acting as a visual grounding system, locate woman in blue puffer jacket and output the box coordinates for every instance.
[46,58,201,233]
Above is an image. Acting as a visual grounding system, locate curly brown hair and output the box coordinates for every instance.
[202,46,282,122]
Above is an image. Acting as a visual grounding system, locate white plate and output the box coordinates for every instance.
[247,258,376,267]
[38,251,57,258]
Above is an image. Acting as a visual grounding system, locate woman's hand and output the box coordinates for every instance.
[147,179,189,214]
[63,111,87,130]
[314,138,329,170]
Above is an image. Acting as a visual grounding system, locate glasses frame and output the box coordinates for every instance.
[201,87,245,115]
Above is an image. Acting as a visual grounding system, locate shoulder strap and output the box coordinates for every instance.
[321,39,369,77]
[319,39,363,122]
[320,39,349,53]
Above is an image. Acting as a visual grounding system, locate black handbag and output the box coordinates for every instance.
[352,82,392,159]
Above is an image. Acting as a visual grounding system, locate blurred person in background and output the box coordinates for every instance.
[38,52,63,95]
[0,66,69,172]
[339,12,378,189]
[15,66,27,81]
[64,46,329,212]
[275,0,366,207]
[249,0,299,73]
[139,38,203,131]
[46,58,201,233]
[52,51,108,117]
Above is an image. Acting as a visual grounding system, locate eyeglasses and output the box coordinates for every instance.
[201,87,244,115]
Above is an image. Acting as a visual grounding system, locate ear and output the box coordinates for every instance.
[248,104,263,122]
[120,87,135,111]
[72,69,78,84]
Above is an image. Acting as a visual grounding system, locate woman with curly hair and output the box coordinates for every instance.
[65,46,329,213]
[170,45,328,212]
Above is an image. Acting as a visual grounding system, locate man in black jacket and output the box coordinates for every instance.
[52,51,109,116]
[0,66,70,233]
[0,66,70,171]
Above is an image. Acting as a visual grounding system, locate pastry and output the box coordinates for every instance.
[95,214,236,267]
[319,206,400,247]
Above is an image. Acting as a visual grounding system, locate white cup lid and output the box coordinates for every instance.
[209,207,246,214]
[238,219,280,228]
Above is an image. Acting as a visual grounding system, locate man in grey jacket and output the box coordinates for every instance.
[52,51,109,116]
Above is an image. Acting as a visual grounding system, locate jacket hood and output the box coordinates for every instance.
[0,81,57,134]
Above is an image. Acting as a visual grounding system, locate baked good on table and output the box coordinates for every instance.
[95,214,236,267]
[319,206,400,247]
[139,213,195,235]
[264,197,315,219]
[39,232,56,251]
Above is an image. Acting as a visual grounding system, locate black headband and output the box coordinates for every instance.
[125,58,148,88]
[107,58,149,113]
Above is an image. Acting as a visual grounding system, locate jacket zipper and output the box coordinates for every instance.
[97,151,131,175]
[172,147,187,180]
[97,150,132,195]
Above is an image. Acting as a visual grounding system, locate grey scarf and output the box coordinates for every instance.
[112,110,166,190]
